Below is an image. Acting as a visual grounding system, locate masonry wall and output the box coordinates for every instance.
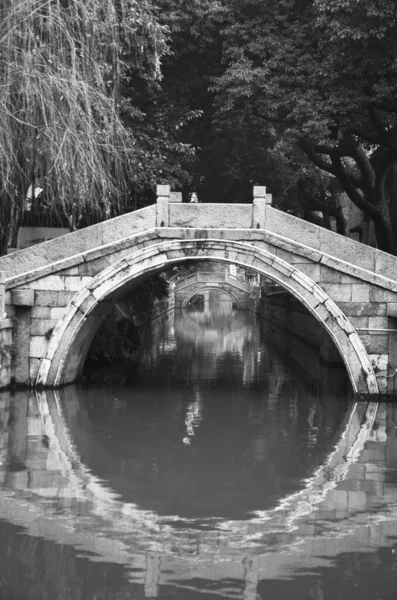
[259,290,351,394]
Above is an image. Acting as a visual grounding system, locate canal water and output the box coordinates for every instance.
[0,303,397,599]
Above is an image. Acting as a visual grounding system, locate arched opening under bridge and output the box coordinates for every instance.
[36,238,378,395]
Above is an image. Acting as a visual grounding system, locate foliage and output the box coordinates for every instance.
[0,0,195,254]
[212,0,397,251]
[155,0,334,213]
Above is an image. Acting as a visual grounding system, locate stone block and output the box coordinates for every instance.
[30,336,49,358]
[368,316,389,330]
[31,307,52,319]
[349,316,369,329]
[369,287,397,302]
[64,276,92,291]
[33,291,64,311]
[253,186,267,198]
[337,302,387,316]
[169,204,252,229]
[387,303,397,317]
[351,284,370,303]
[294,263,320,281]
[34,290,60,307]
[11,288,34,306]
[50,307,67,320]
[321,282,352,302]
[359,333,389,354]
[156,184,171,197]
[30,319,57,336]
[77,256,112,276]
[27,275,65,291]
[319,266,356,284]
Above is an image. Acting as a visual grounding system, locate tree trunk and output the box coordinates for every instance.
[372,209,397,254]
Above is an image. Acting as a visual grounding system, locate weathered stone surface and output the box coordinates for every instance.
[50,307,67,320]
[349,316,369,329]
[0,205,156,279]
[266,207,321,250]
[30,335,49,358]
[169,204,252,229]
[26,275,65,291]
[31,306,52,319]
[359,333,389,355]
[30,319,57,336]
[375,249,397,281]
[319,230,376,273]
[351,285,370,303]
[295,263,321,281]
[35,290,75,307]
[369,354,388,374]
[368,316,389,330]
[11,288,35,306]
[156,196,169,227]
[321,282,352,302]
[337,302,387,316]
[251,198,266,229]
[64,276,92,291]
[369,287,397,303]
[319,267,356,285]
[77,256,112,276]
[387,303,397,317]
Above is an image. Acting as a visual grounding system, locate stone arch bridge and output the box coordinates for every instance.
[1,185,397,395]
[172,265,258,310]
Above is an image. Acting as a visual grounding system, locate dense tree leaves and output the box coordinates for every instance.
[3,0,397,255]
[213,0,397,252]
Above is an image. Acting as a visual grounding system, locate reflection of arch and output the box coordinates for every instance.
[0,389,381,596]
[36,239,378,394]
[181,286,240,309]
[37,391,379,543]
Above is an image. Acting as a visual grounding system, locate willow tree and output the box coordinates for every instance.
[0,0,166,254]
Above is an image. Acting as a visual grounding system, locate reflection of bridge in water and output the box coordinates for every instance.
[1,389,397,598]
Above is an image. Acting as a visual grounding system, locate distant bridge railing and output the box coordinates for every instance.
[174,271,252,294]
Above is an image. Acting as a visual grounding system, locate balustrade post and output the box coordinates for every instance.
[252,186,272,229]
[156,184,171,227]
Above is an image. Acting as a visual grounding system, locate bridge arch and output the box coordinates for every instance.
[182,286,240,309]
[36,238,378,395]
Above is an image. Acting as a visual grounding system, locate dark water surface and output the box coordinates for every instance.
[0,308,397,599]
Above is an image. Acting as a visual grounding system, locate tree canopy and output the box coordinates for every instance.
[2,0,397,254]
[212,0,397,251]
